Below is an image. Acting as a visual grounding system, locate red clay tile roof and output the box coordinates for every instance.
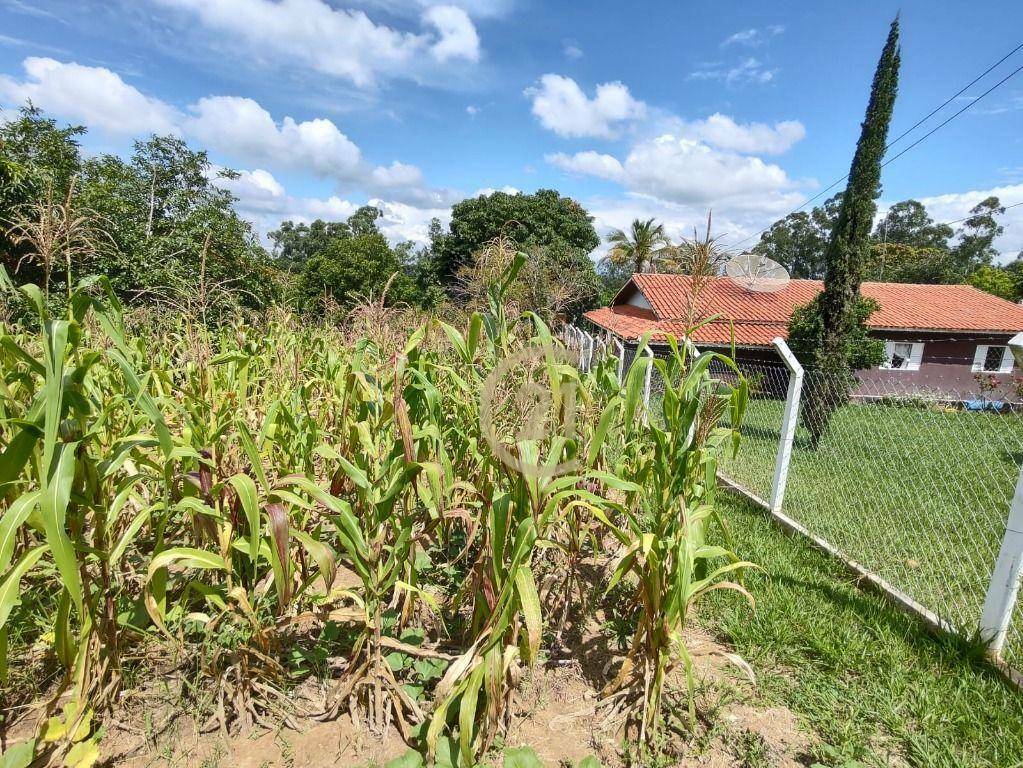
[583,274,1023,346]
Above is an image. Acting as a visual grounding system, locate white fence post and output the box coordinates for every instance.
[979,331,1023,656]
[769,337,804,514]
[615,340,625,385]
[581,330,594,372]
[642,346,654,421]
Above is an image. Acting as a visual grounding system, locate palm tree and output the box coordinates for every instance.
[601,218,670,274]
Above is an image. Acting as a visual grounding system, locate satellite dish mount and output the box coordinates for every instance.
[725,253,790,293]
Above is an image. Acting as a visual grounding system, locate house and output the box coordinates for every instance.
[583,274,1023,403]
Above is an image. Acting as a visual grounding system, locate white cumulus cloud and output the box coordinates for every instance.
[0,57,454,207]
[545,150,624,181]
[151,0,482,88]
[914,184,1023,261]
[525,74,647,139]
[0,57,180,135]
[216,167,451,246]
[423,5,480,62]
[548,134,802,213]
[673,113,805,155]
[186,96,363,180]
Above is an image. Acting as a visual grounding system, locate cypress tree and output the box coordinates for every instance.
[791,16,899,445]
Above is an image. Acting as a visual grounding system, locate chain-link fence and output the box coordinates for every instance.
[563,325,1023,672]
[722,356,1023,667]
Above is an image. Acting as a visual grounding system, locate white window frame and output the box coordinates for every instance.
[972,344,1014,373]
[880,340,924,371]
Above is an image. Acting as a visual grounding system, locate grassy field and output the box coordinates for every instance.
[718,395,1023,666]
[705,491,1023,768]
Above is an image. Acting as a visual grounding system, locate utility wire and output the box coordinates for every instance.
[884,41,1023,150]
[879,61,1023,170]
[721,43,1023,251]
[937,200,1023,228]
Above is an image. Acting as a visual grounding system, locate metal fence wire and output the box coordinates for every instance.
[723,359,1023,664]
[564,325,1023,672]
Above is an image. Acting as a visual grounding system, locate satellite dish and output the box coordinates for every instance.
[725,252,790,293]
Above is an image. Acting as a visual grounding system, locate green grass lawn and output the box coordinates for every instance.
[704,491,1023,768]
[718,395,1023,666]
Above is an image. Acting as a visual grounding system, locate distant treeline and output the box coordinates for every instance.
[1,106,611,324]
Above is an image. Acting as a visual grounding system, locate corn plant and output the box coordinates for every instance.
[308,329,452,740]
[597,333,756,746]
[423,265,622,766]
[0,275,173,765]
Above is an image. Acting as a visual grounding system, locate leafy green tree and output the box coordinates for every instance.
[597,258,633,305]
[753,194,843,278]
[967,264,1018,301]
[950,196,1005,279]
[269,219,352,269]
[435,189,599,281]
[872,200,953,251]
[1006,255,1023,301]
[347,205,384,237]
[298,231,414,313]
[78,136,278,311]
[600,218,669,274]
[865,241,949,283]
[1,107,85,281]
[789,17,899,445]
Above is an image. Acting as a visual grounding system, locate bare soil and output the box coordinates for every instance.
[51,617,812,768]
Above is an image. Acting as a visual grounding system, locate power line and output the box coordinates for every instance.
[937,200,1023,228]
[884,41,1023,151]
[722,42,1023,251]
[879,61,1023,170]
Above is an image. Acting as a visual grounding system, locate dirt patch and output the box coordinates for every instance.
[6,616,811,767]
[106,706,411,768]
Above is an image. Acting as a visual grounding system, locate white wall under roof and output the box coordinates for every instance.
[623,289,653,311]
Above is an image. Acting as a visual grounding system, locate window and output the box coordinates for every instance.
[972,345,1014,373]
[881,341,923,371]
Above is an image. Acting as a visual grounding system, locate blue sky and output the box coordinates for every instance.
[1,0,1022,258]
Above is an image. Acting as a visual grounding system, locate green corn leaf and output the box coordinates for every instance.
[0,492,39,573]
[458,662,485,767]
[145,548,228,636]
[228,473,261,574]
[40,442,83,617]
[0,545,46,630]
[236,422,268,491]
[292,529,337,592]
[54,588,73,668]
[147,547,228,577]
[0,428,40,489]
[109,506,152,568]
[513,565,542,665]
[104,348,173,460]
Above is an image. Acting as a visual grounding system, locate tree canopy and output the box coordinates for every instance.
[1,106,607,323]
[2,107,278,316]
[755,191,1016,299]
[434,189,600,281]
